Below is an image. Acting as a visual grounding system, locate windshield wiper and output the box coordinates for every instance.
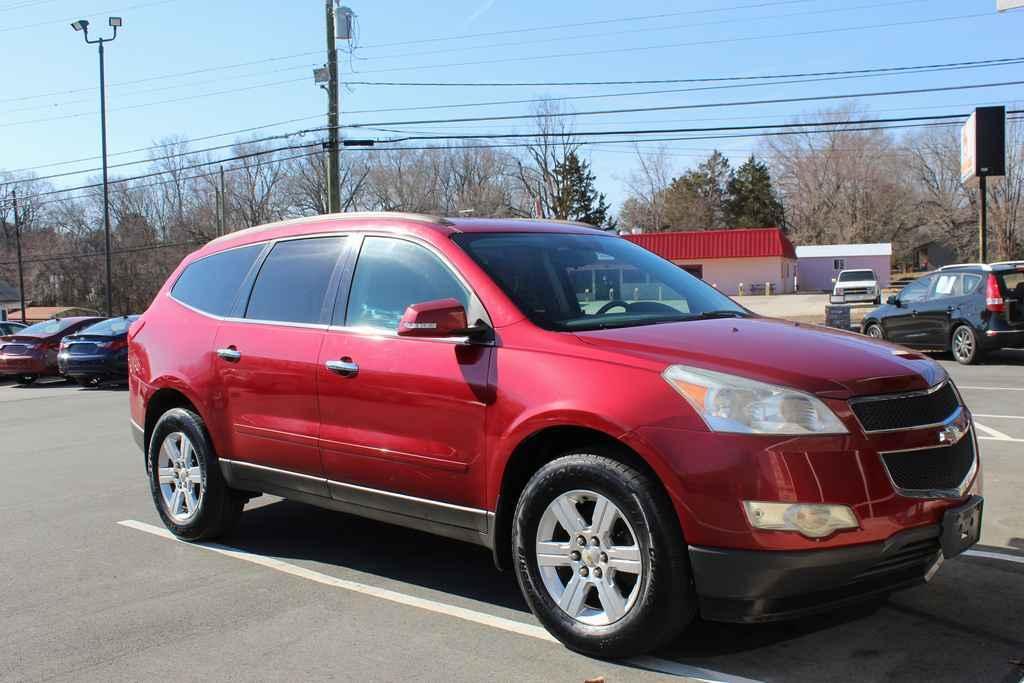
[684,310,748,320]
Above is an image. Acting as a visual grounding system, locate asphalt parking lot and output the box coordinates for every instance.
[1,354,1022,683]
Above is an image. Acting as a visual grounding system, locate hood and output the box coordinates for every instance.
[574,317,946,398]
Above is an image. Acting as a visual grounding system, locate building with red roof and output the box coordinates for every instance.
[623,227,797,295]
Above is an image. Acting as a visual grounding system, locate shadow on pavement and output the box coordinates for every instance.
[220,498,1024,682]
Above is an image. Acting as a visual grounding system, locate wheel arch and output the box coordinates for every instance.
[143,386,204,465]
[490,424,682,571]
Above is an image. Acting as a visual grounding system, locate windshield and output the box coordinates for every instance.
[16,318,77,337]
[453,232,748,331]
[80,316,137,336]
[838,270,875,282]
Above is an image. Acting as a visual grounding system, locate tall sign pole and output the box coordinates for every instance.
[961,106,1006,263]
[11,191,27,324]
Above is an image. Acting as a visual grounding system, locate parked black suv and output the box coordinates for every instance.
[861,262,1024,364]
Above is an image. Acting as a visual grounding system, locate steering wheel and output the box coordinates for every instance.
[595,300,630,315]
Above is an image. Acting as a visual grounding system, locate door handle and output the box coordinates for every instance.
[326,357,358,376]
[216,347,241,362]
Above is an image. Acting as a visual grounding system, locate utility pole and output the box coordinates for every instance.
[217,165,226,236]
[325,0,341,214]
[72,16,122,316]
[11,190,26,324]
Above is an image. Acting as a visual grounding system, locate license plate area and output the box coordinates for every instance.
[940,495,983,558]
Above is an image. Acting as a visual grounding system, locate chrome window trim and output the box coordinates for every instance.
[848,380,961,434]
[876,425,978,500]
[168,294,331,331]
[324,323,491,346]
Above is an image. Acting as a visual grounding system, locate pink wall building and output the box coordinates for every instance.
[623,228,798,295]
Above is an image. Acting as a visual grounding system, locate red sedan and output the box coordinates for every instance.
[129,214,981,658]
[0,316,104,385]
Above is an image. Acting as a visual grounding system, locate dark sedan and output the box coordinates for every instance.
[861,262,1024,364]
[0,316,105,384]
[58,315,139,387]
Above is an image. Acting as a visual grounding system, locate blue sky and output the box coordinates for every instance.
[2,0,1023,209]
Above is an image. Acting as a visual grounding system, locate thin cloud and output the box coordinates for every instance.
[463,0,498,29]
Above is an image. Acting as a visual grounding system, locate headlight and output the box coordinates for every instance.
[662,365,848,435]
[744,501,859,538]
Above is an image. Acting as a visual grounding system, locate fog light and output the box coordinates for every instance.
[743,501,859,539]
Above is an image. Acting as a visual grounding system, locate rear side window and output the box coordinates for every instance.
[960,273,982,295]
[81,316,139,336]
[344,237,469,331]
[245,237,346,324]
[171,244,262,316]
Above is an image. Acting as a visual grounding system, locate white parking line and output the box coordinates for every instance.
[973,421,1024,442]
[964,549,1024,566]
[957,386,1024,391]
[118,520,760,683]
[973,414,1024,420]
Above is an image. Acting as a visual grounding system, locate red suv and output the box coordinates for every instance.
[130,214,982,657]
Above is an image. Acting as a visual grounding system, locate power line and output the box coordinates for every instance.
[0,240,200,267]
[342,11,994,75]
[0,0,184,33]
[5,114,326,176]
[344,57,1024,88]
[339,63,1024,117]
[340,79,1024,129]
[361,0,928,62]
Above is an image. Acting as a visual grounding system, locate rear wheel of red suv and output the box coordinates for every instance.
[511,451,695,658]
[147,408,244,541]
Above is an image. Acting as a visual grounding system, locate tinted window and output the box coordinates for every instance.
[245,237,346,324]
[899,275,934,304]
[961,273,983,295]
[17,318,80,336]
[172,244,262,316]
[344,237,469,331]
[454,233,747,331]
[837,270,875,282]
[81,315,139,336]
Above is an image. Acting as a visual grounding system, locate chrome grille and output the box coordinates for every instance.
[880,430,976,496]
[850,382,960,433]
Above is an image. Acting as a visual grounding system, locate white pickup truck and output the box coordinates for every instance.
[830,269,881,305]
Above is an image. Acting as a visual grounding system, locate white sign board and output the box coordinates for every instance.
[961,112,977,184]
[997,0,1024,11]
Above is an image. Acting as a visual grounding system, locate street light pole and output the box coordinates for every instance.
[11,190,26,324]
[72,17,122,317]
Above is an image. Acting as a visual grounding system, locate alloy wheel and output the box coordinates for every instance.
[534,489,643,626]
[867,324,883,339]
[953,327,974,362]
[157,431,205,523]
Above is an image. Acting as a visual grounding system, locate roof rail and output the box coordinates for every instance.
[991,260,1024,267]
[938,263,991,271]
[206,211,453,247]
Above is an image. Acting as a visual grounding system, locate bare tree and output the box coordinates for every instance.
[618,144,673,231]
[515,99,580,218]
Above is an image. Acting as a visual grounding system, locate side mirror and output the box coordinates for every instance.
[887,295,900,307]
[398,298,470,338]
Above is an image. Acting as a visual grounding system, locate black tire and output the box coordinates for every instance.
[74,376,100,387]
[512,451,695,658]
[15,374,36,385]
[951,324,984,365]
[865,323,885,340]
[147,407,244,541]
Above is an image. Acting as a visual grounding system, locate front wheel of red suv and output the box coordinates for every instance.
[147,408,244,541]
[511,451,696,658]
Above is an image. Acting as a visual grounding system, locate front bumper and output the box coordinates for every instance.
[690,496,982,623]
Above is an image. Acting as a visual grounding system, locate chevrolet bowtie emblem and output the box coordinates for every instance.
[939,424,965,445]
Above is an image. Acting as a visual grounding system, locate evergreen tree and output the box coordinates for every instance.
[662,150,733,230]
[551,152,614,228]
[725,155,785,228]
